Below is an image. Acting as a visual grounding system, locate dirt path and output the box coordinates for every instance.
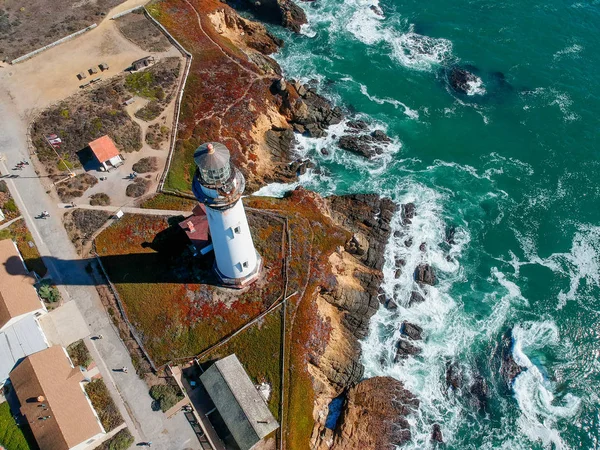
[0,0,178,118]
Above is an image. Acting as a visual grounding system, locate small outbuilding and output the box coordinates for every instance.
[77,72,87,80]
[200,354,279,450]
[131,56,155,71]
[88,135,124,170]
[99,63,109,71]
[88,67,99,75]
[178,204,211,255]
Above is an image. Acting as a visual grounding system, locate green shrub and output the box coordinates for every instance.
[4,198,18,213]
[37,281,60,303]
[132,157,158,173]
[149,384,183,412]
[0,181,8,193]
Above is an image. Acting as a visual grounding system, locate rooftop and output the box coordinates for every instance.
[88,135,120,164]
[0,239,44,329]
[200,354,279,450]
[0,314,48,384]
[10,346,103,450]
[178,206,210,249]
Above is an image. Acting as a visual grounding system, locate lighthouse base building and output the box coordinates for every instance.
[191,142,262,288]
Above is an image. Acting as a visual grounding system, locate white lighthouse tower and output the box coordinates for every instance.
[192,142,261,287]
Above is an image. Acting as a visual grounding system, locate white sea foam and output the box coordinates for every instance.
[465,75,487,96]
[358,83,420,119]
[389,31,454,71]
[512,321,581,449]
[553,43,583,60]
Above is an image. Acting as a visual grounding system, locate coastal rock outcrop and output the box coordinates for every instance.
[448,67,479,94]
[469,374,489,411]
[446,361,462,390]
[401,321,423,340]
[432,424,444,443]
[337,127,392,159]
[239,0,307,32]
[415,263,436,285]
[498,328,525,388]
[395,339,421,361]
[308,193,422,449]
[328,377,419,449]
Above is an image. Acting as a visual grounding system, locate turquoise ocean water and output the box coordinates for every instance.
[255,0,600,447]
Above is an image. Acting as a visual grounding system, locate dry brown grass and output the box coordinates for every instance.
[116,9,171,53]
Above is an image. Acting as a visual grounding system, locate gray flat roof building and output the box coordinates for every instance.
[200,354,278,450]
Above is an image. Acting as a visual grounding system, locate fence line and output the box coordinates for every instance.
[142,7,193,193]
[93,251,158,372]
[111,5,143,20]
[11,24,97,64]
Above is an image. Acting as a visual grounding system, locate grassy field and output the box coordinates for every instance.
[141,193,197,211]
[199,308,283,419]
[96,188,350,449]
[0,218,47,277]
[95,210,285,365]
[0,402,36,450]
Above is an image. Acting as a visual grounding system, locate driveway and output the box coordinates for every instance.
[0,4,200,448]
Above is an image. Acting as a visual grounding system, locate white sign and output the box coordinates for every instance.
[115,210,124,219]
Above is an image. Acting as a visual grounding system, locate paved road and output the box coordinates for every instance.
[0,93,199,450]
[58,202,191,217]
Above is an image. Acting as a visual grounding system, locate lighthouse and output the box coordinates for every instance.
[192,142,261,287]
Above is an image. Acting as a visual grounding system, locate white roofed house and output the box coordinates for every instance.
[0,239,48,386]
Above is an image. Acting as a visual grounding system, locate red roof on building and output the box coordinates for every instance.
[179,209,209,249]
[88,135,120,163]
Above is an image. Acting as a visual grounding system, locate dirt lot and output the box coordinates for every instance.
[116,9,171,53]
[30,57,181,180]
[0,0,125,61]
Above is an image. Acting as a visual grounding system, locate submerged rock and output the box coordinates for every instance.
[409,290,425,306]
[401,202,416,224]
[338,135,382,159]
[499,328,525,387]
[394,339,421,361]
[401,321,423,340]
[414,264,436,285]
[469,375,489,411]
[445,361,462,390]
[448,67,480,95]
[431,424,444,443]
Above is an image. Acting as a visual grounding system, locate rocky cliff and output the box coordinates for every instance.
[302,194,419,449]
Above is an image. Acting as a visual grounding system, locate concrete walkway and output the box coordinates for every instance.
[0,89,199,450]
[59,203,191,217]
[0,215,22,231]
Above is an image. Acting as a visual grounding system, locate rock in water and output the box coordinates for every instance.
[401,203,416,224]
[401,321,423,340]
[415,264,436,285]
[431,424,444,443]
[469,375,489,411]
[330,377,418,449]
[394,339,421,361]
[448,67,480,94]
[409,290,425,306]
[499,328,525,387]
[245,0,307,32]
[445,361,462,390]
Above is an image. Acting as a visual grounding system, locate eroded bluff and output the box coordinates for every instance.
[305,194,419,449]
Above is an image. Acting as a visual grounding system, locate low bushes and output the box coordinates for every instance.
[132,157,158,173]
[149,384,183,412]
[135,101,162,121]
[90,193,111,206]
[84,379,123,432]
[67,340,92,368]
[126,178,150,198]
[94,428,134,450]
[55,174,98,202]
